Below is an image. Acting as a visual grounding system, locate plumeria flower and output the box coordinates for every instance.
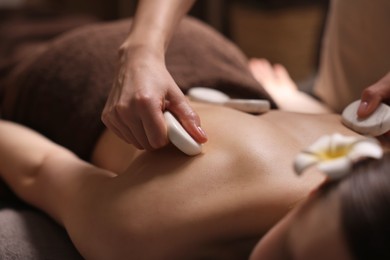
[294,133,383,180]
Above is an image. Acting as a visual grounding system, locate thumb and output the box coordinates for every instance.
[167,99,208,144]
[357,89,382,118]
[358,72,390,118]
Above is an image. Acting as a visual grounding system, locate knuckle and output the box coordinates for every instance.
[114,103,130,116]
[101,110,115,125]
[134,92,153,104]
[134,93,162,112]
[101,114,108,124]
[118,43,128,57]
[184,109,199,122]
[132,141,144,150]
[363,87,387,103]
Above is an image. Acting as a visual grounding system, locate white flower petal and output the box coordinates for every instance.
[294,133,384,179]
[305,135,331,154]
[294,153,319,175]
[318,157,352,180]
[348,139,383,161]
[331,133,358,146]
[329,133,359,156]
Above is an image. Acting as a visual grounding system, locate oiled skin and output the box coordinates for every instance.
[61,102,358,259]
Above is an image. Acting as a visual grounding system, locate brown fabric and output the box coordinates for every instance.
[1,17,275,161]
[0,9,97,78]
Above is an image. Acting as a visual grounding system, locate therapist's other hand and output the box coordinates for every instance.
[357,71,390,118]
[102,46,207,150]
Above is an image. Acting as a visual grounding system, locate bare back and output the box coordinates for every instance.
[82,102,359,259]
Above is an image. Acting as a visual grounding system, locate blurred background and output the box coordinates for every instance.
[0,0,329,85]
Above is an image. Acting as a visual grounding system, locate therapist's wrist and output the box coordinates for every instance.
[117,41,167,76]
[119,40,165,64]
[121,24,167,53]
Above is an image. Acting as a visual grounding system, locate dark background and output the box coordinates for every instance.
[0,0,329,83]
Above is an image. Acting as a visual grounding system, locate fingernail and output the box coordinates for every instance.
[197,126,207,139]
[358,100,369,115]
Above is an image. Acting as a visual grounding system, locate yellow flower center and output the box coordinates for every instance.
[318,146,350,160]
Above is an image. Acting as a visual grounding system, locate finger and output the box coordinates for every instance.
[140,102,169,149]
[358,87,383,118]
[130,119,155,151]
[101,111,129,143]
[113,120,144,150]
[114,106,152,150]
[103,111,144,149]
[126,116,154,151]
[358,73,390,118]
[111,120,143,150]
[168,92,208,144]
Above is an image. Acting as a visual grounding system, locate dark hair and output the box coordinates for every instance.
[335,152,390,260]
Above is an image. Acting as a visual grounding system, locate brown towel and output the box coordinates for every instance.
[1,17,276,161]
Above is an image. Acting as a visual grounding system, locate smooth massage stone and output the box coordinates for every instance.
[224,99,270,114]
[188,87,230,104]
[341,100,390,136]
[164,111,202,156]
[188,87,270,113]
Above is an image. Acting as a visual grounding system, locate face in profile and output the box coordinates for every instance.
[250,190,352,260]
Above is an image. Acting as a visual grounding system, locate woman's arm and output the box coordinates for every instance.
[0,120,115,224]
[0,120,71,189]
[102,0,208,151]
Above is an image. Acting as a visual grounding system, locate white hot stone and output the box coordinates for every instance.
[188,87,270,114]
[187,87,230,104]
[164,111,202,156]
[341,100,390,136]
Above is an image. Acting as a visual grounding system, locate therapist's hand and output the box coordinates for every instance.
[357,71,390,118]
[102,45,207,150]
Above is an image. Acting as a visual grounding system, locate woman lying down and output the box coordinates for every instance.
[1,17,389,259]
[1,84,389,259]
